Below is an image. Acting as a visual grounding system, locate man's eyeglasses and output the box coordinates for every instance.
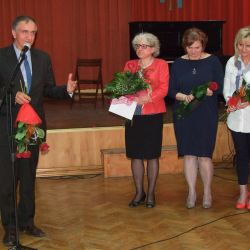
[134,44,153,50]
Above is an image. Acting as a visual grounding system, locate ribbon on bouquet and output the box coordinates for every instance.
[111,96,134,106]
[111,89,149,106]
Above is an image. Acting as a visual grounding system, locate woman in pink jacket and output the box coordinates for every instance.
[124,32,169,208]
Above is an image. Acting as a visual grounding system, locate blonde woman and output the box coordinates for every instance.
[223,26,250,210]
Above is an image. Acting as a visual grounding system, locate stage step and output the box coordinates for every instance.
[101,145,183,178]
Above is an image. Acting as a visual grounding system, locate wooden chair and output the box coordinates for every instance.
[71,58,104,107]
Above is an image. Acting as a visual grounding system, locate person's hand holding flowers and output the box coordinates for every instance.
[15,90,31,105]
[182,93,195,103]
[176,81,218,119]
[14,81,50,158]
[226,77,250,113]
[134,89,152,105]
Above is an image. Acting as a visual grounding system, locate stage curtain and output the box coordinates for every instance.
[1,0,250,85]
[131,0,250,56]
[0,0,131,84]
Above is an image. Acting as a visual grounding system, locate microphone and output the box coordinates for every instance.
[19,43,31,60]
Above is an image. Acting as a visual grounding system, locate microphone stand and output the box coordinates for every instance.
[0,53,37,250]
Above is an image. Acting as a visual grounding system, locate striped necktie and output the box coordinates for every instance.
[24,55,32,93]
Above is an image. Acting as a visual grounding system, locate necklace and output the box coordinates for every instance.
[187,53,203,75]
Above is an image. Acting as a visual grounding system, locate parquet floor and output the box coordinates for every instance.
[0,164,249,250]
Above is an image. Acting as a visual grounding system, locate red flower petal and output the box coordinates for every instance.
[15,103,42,126]
[39,142,50,153]
[227,96,241,107]
[22,151,31,158]
[126,62,139,73]
[209,82,218,91]
[16,151,31,159]
[16,153,22,158]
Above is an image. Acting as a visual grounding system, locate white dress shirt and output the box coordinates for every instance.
[223,56,250,133]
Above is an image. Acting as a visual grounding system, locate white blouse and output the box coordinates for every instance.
[223,56,250,133]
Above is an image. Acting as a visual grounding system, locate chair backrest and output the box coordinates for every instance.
[75,58,102,85]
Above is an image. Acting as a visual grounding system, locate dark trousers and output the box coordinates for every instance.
[0,114,15,229]
[0,146,15,229]
[230,130,250,185]
[16,145,39,228]
[0,144,39,229]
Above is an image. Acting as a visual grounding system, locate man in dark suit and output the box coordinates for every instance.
[0,16,76,247]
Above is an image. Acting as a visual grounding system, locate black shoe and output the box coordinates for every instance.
[20,224,46,237]
[145,196,156,208]
[3,228,17,247]
[145,201,155,208]
[128,193,146,207]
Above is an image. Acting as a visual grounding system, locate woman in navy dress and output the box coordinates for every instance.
[168,28,224,209]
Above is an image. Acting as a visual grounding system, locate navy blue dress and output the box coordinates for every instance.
[168,55,224,157]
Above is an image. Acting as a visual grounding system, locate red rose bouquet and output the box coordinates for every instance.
[105,65,151,119]
[15,103,49,158]
[105,68,150,99]
[176,81,218,119]
[226,78,250,113]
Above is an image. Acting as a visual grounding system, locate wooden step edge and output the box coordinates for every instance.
[101,145,178,155]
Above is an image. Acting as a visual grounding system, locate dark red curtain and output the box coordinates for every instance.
[131,0,250,56]
[0,0,131,84]
[1,0,250,85]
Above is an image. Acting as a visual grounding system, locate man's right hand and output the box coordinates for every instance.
[15,91,31,105]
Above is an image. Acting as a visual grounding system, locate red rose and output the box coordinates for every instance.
[209,82,218,91]
[16,153,22,158]
[126,62,140,73]
[143,68,154,79]
[40,142,50,154]
[22,151,32,158]
[16,151,31,159]
[227,95,241,107]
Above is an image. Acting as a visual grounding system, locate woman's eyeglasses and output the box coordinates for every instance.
[134,44,153,50]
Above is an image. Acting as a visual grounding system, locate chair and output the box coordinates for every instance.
[71,58,104,107]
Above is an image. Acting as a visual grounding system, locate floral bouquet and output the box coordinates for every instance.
[105,68,150,119]
[176,81,218,119]
[226,78,250,113]
[15,103,49,158]
[105,70,149,99]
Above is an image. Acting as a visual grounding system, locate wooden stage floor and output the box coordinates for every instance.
[44,98,136,129]
[44,98,176,129]
[44,98,226,129]
[0,167,249,250]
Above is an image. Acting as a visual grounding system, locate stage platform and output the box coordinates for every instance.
[37,99,234,177]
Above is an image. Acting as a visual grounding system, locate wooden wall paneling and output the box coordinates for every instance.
[37,123,233,177]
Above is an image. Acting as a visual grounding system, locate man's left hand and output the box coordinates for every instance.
[67,73,77,94]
